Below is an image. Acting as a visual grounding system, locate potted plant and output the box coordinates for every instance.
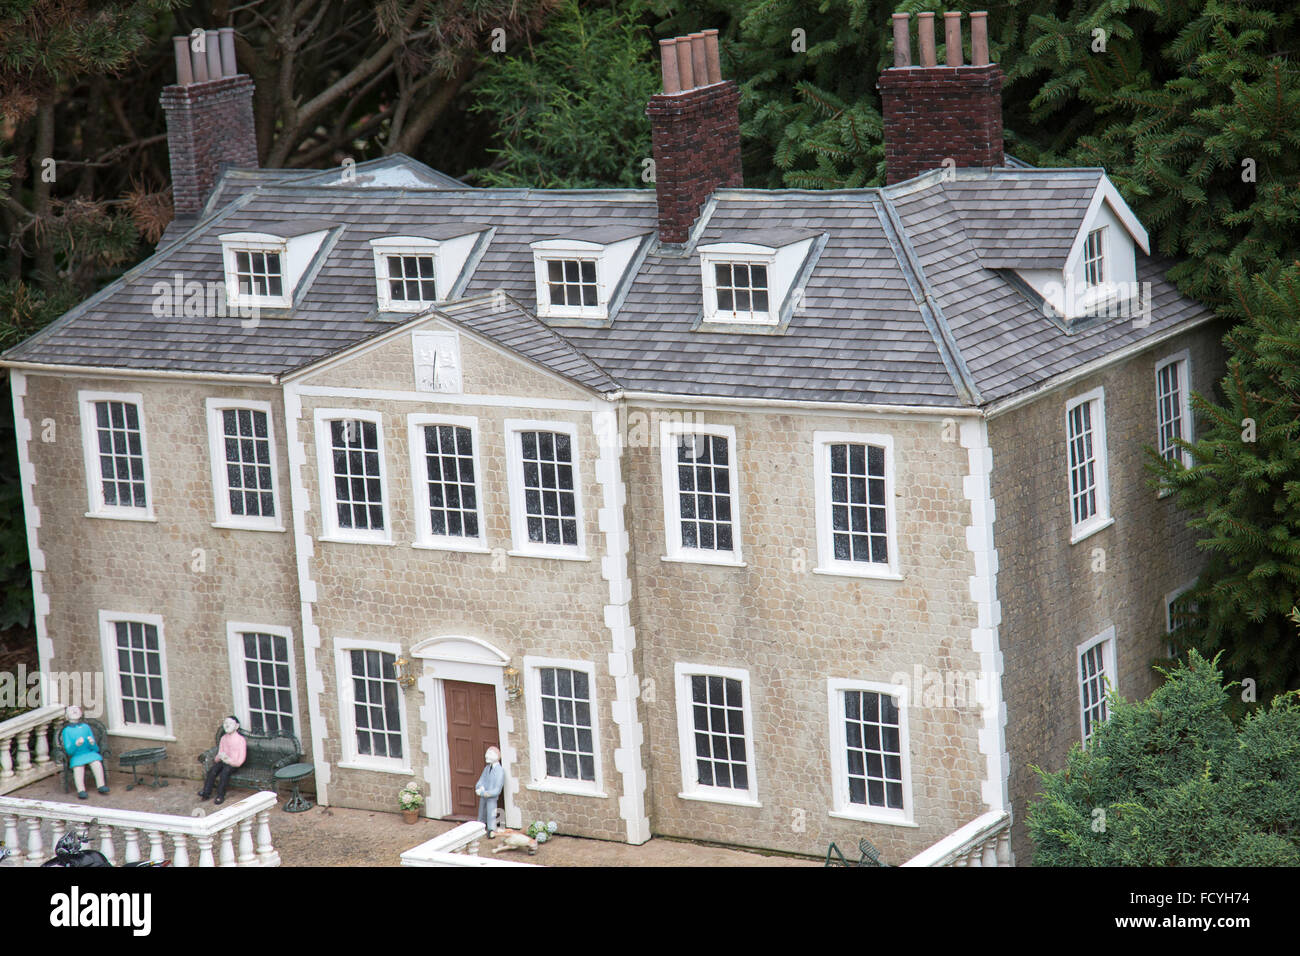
[398,781,424,823]
[526,820,558,844]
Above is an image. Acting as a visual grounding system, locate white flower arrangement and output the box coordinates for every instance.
[526,819,559,841]
[398,781,425,811]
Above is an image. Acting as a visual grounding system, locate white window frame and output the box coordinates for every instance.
[532,240,608,320]
[522,656,605,798]
[1065,387,1113,544]
[1164,580,1197,658]
[205,398,284,532]
[225,622,300,738]
[334,637,411,774]
[674,662,760,808]
[503,418,586,560]
[1083,226,1107,287]
[221,234,290,309]
[699,243,777,325]
[371,238,442,312]
[313,407,392,545]
[406,413,488,552]
[659,421,744,567]
[1154,350,1193,476]
[813,431,901,580]
[1076,627,1117,746]
[98,610,173,740]
[78,390,155,522]
[827,678,915,826]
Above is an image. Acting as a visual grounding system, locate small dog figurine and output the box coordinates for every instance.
[490,829,538,855]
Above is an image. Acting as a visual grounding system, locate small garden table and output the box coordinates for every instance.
[274,762,315,813]
[119,746,169,791]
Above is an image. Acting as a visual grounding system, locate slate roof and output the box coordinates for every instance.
[4,156,1215,409]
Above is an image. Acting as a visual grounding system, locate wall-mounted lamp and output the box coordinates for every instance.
[393,657,418,689]
[503,663,521,701]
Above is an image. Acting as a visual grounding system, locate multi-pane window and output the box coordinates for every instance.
[1078,635,1115,744]
[828,442,888,565]
[688,674,748,791]
[330,419,385,532]
[93,400,147,510]
[1156,357,1190,466]
[1083,228,1106,286]
[519,430,578,547]
[537,667,595,783]
[385,254,437,304]
[842,689,904,811]
[675,433,733,552]
[421,424,479,539]
[220,408,275,519]
[1066,394,1108,532]
[349,648,403,760]
[233,249,283,299]
[239,631,295,736]
[113,620,166,728]
[713,261,770,320]
[546,258,598,308]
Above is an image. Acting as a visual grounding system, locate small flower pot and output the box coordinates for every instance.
[401,808,420,824]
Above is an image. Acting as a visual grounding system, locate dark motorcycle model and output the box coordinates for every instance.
[40,828,169,867]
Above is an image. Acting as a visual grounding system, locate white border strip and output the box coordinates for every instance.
[10,373,52,695]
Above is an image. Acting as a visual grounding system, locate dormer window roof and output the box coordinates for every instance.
[369,223,489,313]
[220,219,334,310]
[531,227,650,323]
[698,230,818,328]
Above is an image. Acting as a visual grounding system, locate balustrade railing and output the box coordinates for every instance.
[0,704,63,796]
[400,821,539,867]
[0,791,280,867]
[901,809,1013,867]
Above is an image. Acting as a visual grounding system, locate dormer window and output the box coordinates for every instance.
[1083,227,1106,286]
[220,220,333,310]
[531,228,650,322]
[698,233,816,328]
[370,227,488,313]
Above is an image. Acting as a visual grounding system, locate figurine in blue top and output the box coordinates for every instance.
[475,746,505,838]
[60,705,109,800]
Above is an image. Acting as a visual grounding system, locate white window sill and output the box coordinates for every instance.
[319,534,394,546]
[702,314,777,327]
[212,521,286,533]
[677,790,762,809]
[661,553,747,569]
[829,808,918,828]
[336,760,412,776]
[411,539,491,554]
[229,296,290,311]
[813,565,903,581]
[1069,515,1115,545]
[507,548,590,562]
[525,780,607,799]
[107,729,176,743]
[85,511,157,523]
[538,307,609,322]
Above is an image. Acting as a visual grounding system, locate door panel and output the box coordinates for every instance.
[444,680,500,819]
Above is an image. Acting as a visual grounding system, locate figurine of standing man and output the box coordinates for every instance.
[475,746,505,838]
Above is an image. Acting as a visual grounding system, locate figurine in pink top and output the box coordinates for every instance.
[198,716,247,805]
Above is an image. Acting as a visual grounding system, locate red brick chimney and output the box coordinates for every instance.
[161,28,258,220]
[877,11,1004,185]
[645,30,743,245]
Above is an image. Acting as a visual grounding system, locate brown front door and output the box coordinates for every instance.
[445,680,500,820]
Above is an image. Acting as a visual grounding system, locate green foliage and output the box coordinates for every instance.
[1149,264,1300,700]
[0,391,32,632]
[1028,652,1300,866]
[467,0,659,188]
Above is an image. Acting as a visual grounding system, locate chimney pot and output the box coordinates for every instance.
[205,30,223,79]
[703,29,722,84]
[892,13,911,68]
[219,28,238,77]
[191,39,209,83]
[970,12,990,67]
[689,33,708,88]
[659,39,681,93]
[676,38,694,90]
[944,13,964,67]
[172,36,193,85]
[917,13,937,67]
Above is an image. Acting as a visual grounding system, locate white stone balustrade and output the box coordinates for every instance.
[0,791,280,867]
[901,809,1013,867]
[0,704,63,796]
[400,820,540,867]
